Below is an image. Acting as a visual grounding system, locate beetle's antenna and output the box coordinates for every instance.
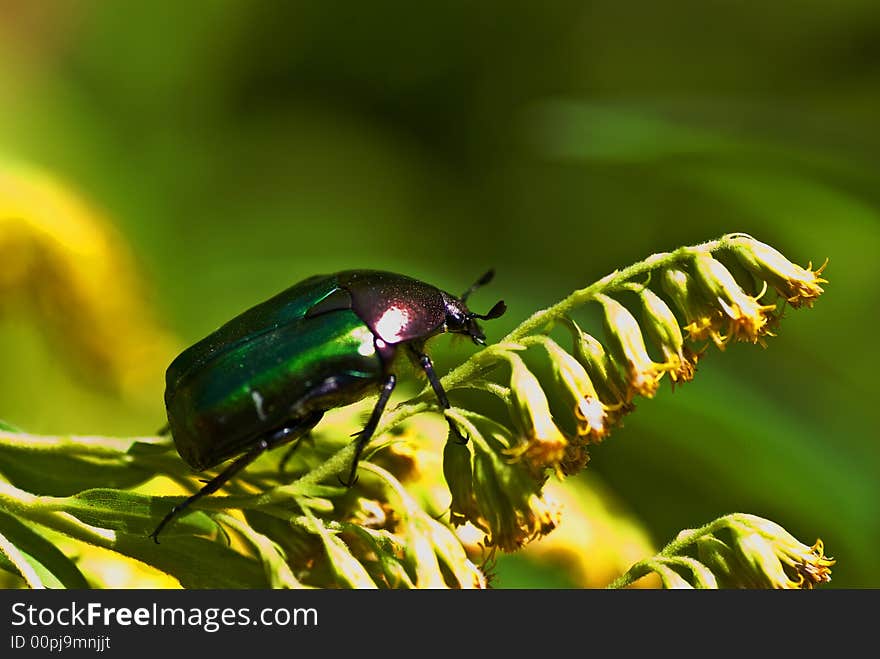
[471,299,507,320]
[461,269,495,302]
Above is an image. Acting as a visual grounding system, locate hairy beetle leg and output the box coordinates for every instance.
[149,413,322,543]
[340,374,396,488]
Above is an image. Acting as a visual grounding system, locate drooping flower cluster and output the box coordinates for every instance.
[636,513,835,589]
[443,413,562,551]
[440,234,827,553]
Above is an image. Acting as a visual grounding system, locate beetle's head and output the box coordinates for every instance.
[442,269,507,345]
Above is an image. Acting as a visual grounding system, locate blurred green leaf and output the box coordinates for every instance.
[528,101,735,162]
[0,511,89,588]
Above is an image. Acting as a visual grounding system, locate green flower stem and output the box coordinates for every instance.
[607,516,728,589]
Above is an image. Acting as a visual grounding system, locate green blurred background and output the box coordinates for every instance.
[1,1,877,587]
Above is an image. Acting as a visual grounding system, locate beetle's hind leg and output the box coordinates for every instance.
[340,374,397,487]
[149,411,323,543]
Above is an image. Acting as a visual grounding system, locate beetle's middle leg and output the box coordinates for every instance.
[340,374,396,487]
[149,411,323,543]
[408,346,468,445]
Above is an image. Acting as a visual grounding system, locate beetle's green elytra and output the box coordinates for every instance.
[151,270,506,542]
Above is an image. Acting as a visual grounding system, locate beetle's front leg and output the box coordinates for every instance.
[408,346,468,445]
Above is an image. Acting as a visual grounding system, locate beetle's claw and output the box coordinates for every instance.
[448,422,470,445]
[337,473,359,488]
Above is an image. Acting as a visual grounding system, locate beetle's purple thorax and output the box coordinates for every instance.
[337,271,447,345]
[335,270,481,346]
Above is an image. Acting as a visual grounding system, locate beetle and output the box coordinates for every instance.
[150,269,505,542]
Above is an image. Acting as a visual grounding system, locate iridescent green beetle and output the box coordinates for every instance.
[151,270,505,541]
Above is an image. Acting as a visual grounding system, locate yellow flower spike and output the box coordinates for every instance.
[690,252,778,345]
[660,267,729,348]
[727,234,827,308]
[727,514,833,589]
[596,294,667,399]
[637,287,698,386]
[519,477,658,588]
[503,352,568,471]
[539,337,612,445]
[0,163,178,396]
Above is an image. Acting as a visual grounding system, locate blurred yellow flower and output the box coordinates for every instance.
[516,477,658,588]
[0,161,177,397]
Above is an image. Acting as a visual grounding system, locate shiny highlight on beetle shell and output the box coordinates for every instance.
[374,305,412,343]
